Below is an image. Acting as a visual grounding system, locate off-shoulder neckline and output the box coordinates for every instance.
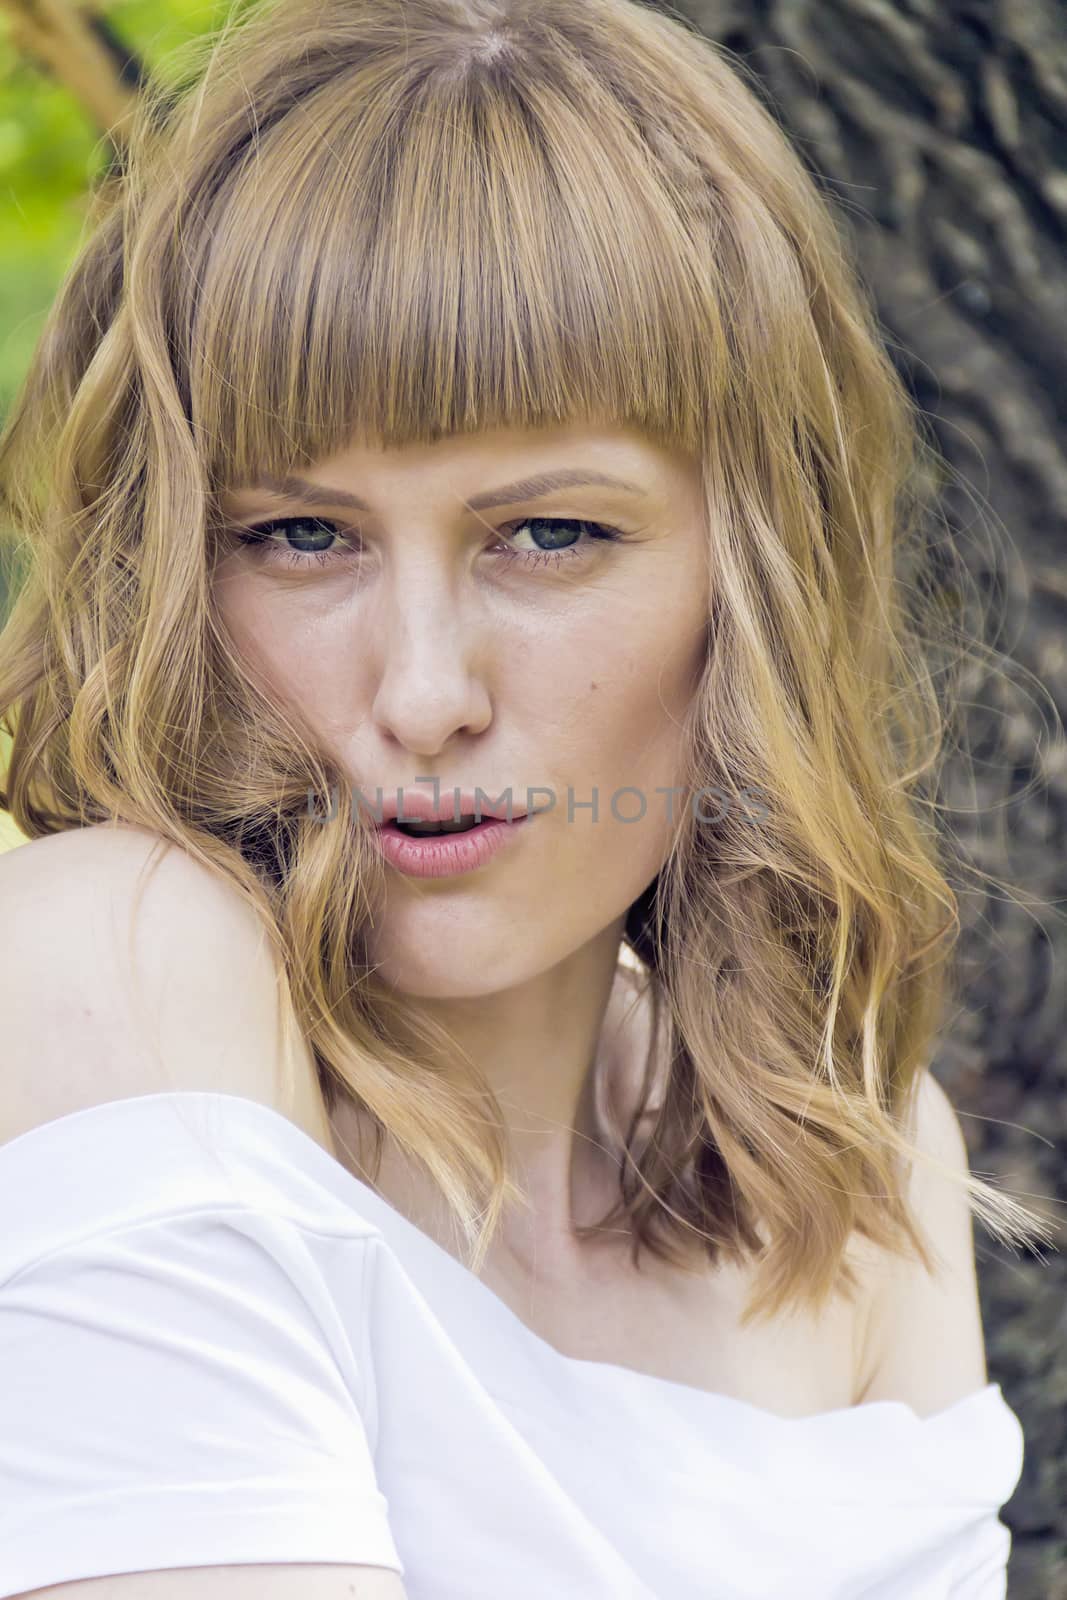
[2,1087,1012,1435]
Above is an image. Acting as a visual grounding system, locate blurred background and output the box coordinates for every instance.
[1,0,1065,1592]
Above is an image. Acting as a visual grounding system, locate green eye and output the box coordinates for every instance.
[229,514,625,573]
[229,516,354,568]
[494,517,624,569]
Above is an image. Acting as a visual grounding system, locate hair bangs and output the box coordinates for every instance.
[174,36,726,496]
[2,0,1052,1324]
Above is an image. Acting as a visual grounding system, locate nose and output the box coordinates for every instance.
[368,564,492,756]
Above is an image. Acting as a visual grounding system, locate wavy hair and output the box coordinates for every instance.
[0,0,1052,1322]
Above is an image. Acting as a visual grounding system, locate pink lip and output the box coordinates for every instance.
[372,815,534,879]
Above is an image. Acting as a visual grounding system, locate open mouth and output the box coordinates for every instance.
[392,815,483,837]
[373,808,531,877]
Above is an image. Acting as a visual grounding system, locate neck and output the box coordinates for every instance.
[328,935,664,1268]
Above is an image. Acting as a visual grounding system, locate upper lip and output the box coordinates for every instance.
[366,789,530,825]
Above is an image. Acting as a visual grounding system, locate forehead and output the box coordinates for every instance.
[219,421,703,509]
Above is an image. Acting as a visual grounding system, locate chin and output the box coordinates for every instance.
[366,941,537,1000]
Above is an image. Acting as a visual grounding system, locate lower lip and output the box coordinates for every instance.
[372,815,533,878]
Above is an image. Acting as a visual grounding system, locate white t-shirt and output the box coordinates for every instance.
[0,1090,1024,1599]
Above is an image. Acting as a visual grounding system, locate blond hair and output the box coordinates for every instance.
[0,0,1052,1322]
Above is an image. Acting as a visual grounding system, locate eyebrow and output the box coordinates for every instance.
[231,468,647,513]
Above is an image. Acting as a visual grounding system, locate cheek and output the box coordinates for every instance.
[530,612,703,870]
[213,577,361,734]
[212,562,708,767]
[556,598,704,767]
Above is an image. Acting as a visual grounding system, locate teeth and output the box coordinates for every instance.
[397,815,480,836]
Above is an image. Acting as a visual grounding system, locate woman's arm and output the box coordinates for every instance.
[0,824,410,1600]
[852,1070,990,1417]
[16,1564,407,1599]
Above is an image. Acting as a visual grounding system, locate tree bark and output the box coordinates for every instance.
[664,3,1067,1593]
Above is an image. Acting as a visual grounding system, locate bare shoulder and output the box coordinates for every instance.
[850,1070,989,1417]
[0,832,402,1597]
[0,818,244,913]
[0,822,329,1153]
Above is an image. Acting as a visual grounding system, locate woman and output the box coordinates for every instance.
[0,0,1051,1595]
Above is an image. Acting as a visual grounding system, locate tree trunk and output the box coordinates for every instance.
[665,3,1067,1592]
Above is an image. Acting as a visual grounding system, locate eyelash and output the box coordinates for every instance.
[226,515,626,572]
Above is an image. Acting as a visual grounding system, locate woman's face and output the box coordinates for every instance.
[213,421,711,996]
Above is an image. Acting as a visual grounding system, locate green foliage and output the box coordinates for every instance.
[0,0,228,420]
